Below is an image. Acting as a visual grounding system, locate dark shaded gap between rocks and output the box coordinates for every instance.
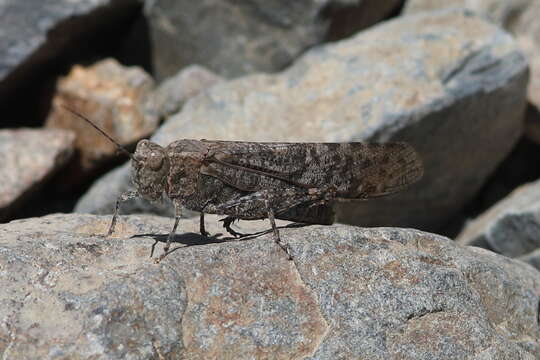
[441,127,540,239]
[322,0,406,42]
[7,149,132,222]
[0,0,147,130]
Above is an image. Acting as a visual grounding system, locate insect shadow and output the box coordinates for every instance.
[132,222,312,258]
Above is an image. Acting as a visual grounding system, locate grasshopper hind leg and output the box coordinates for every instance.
[199,212,210,237]
[220,216,245,238]
[263,198,293,260]
[210,186,337,260]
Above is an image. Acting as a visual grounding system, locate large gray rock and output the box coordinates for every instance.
[77,9,528,233]
[0,0,141,108]
[404,0,540,144]
[125,0,402,79]
[151,64,224,119]
[1,213,539,359]
[458,178,540,270]
[0,129,75,221]
[403,0,519,18]
[520,247,540,270]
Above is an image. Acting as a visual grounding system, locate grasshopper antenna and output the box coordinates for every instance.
[61,105,135,161]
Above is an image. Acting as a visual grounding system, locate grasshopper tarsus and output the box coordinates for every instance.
[272,232,293,260]
[163,218,179,254]
[105,216,116,237]
[220,216,245,238]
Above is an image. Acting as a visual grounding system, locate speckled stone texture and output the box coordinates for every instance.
[458,178,540,271]
[0,129,75,221]
[1,214,538,359]
[151,64,223,119]
[404,0,540,118]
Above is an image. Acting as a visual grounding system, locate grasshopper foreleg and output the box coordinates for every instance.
[106,190,138,236]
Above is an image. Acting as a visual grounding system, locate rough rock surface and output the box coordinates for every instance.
[152,64,223,119]
[77,9,528,233]
[403,0,527,20]
[0,214,538,359]
[458,178,540,270]
[404,0,540,144]
[0,0,141,104]
[126,0,402,79]
[46,58,158,186]
[0,129,75,221]
[520,248,540,271]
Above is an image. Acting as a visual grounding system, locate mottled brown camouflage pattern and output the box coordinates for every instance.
[65,107,422,258]
[131,139,422,224]
[105,138,424,259]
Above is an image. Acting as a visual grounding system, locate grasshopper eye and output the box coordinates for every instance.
[147,151,164,170]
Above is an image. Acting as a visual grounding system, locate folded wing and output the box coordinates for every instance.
[200,141,423,199]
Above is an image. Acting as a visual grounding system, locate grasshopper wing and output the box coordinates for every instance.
[200,141,423,199]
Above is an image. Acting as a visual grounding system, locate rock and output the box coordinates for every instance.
[0,0,141,122]
[77,9,528,233]
[404,1,540,130]
[152,64,223,118]
[124,0,402,79]
[447,136,540,234]
[434,135,540,228]
[519,248,540,271]
[0,129,75,221]
[403,0,532,24]
[514,3,540,114]
[46,58,158,187]
[0,213,538,359]
[457,178,540,270]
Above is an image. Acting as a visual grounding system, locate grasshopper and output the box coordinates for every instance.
[64,107,423,259]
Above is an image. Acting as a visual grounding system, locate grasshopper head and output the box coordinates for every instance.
[132,140,170,201]
[60,107,170,201]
